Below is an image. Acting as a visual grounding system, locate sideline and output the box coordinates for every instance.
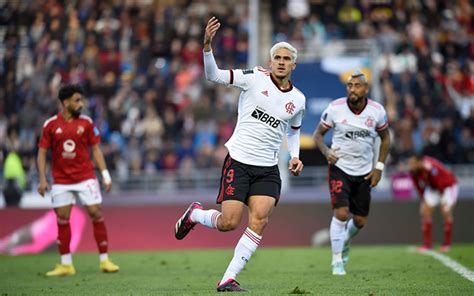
[409,247,474,283]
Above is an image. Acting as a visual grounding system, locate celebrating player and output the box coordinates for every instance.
[37,84,119,276]
[174,17,305,292]
[408,154,458,252]
[313,71,391,275]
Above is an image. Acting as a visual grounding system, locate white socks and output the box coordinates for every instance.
[190,208,221,229]
[100,253,109,262]
[330,217,347,265]
[61,253,72,265]
[346,218,360,241]
[221,227,261,284]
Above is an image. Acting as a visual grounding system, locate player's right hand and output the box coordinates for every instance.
[38,180,49,197]
[326,147,340,165]
[204,17,220,46]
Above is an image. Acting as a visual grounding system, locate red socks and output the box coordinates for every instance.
[93,218,108,254]
[422,220,432,248]
[57,221,71,255]
[443,219,453,246]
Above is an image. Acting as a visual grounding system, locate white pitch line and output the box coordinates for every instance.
[416,248,474,283]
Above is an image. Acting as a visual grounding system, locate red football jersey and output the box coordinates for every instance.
[410,156,457,196]
[39,113,101,184]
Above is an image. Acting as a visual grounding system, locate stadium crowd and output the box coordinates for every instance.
[1,0,473,188]
[272,0,474,164]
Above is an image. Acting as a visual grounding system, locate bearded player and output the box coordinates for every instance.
[37,84,119,276]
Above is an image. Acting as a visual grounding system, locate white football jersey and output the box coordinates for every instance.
[223,66,306,166]
[321,97,388,175]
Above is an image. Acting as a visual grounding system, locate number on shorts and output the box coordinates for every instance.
[226,169,234,183]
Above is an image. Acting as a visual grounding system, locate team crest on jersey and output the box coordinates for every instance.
[285,101,296,115]
[77,126,84,135]
[365,117,374,128]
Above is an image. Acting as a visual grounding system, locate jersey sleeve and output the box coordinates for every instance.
[88,122,101,146]
[289,108,305,129]
[410,173,425,196]
[230,66,260,91]
[376,107,389,131]
[38,123,52,149]
[320,104,334,129]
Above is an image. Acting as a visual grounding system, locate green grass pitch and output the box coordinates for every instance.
[1,245,473,295]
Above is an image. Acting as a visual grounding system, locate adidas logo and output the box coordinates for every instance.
[261,90,268,97]
[55,128,63,134]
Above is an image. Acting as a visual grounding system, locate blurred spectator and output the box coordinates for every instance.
[3,148,26,207]
[271,0,473,166]
[3,0,474,190]
[1,0,246,183]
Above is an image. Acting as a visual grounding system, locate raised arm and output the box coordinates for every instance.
[203,17,232,85]
[203,17,220,53]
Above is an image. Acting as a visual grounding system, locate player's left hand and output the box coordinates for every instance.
[365,169,382,187]
[288,157,304,176]
[103,181,112,193]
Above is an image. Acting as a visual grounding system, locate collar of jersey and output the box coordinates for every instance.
[270,73,293,93]
[346,97,368,115]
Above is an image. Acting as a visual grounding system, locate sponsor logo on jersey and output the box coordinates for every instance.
[251,107,281,128]
[285,101,295,114]
[242,69,254,75]
[62,139,76,159]
[345,130,371,139]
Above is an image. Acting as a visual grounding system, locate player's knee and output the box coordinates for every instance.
[249,216,269,233]
[218,216,240,232]
[353,216,367,228]
[88,210,103,221]
[441,208,452,220]
[334,209,349,221]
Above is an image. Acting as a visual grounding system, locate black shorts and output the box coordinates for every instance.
[216,154,282,205]
[328,164,372,216]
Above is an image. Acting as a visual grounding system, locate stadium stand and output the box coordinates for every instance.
[0,0,473,193]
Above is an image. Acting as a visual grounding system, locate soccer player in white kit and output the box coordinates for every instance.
[174,17,306,292]
[313,71,391,275]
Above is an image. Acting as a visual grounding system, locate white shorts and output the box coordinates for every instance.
[50,179,102,208]
[423,184,458,208]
